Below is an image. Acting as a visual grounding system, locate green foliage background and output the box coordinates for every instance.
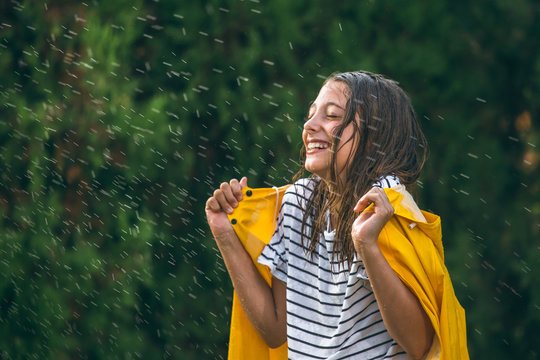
[0,0,538,359]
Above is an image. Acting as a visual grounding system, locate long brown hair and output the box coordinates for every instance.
[294,71,428,267]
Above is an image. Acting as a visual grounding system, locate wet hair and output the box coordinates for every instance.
[294,70,428,267]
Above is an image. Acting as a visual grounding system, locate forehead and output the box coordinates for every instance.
[312,80,349,107]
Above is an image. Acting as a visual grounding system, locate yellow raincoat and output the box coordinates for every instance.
[227,185,290,360]
[227,185,469,360]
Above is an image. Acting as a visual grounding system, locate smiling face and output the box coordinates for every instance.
[303,80,356,182]
[296,71,428,266]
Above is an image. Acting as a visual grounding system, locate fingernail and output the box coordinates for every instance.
[226,207,233,214]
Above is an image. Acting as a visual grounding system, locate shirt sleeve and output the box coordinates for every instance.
[257,204,288,283]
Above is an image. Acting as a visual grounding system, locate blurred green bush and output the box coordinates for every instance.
[0,1,538,359]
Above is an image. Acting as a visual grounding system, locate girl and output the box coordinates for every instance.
[206,71,464,359]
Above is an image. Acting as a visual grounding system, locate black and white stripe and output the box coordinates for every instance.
[258,177,408,359]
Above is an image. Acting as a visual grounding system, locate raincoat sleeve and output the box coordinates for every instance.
[225,185,290,360]
[376,187,470,360]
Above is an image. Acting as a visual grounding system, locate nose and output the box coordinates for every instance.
[303,112,321,133]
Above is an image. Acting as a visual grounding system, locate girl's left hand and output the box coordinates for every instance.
[351,187,394,255]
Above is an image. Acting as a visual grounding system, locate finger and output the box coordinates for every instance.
[353,187,386,212]
[353,197,369,212]
[230,178,243,201]
[353,191,376,212]
[239,176,248,189]
[365,188,393,218]
[220,182,239,208]
[205,197,221,212]
[214,188,234,214]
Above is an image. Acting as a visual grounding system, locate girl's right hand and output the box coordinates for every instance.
[205,176,287,347]
[205,177,248,238]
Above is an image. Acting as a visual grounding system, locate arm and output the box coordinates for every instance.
[351,187,434,360]
[205,177,287,348]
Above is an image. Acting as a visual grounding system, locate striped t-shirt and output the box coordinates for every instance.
[258,177,408,359]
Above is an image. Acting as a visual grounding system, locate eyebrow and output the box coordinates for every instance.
[326,102,346,110]
[309,102,346,110]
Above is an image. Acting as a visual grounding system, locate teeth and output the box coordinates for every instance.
[307,142,329,150]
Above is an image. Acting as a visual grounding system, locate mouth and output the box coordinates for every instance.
[306,141,331,154]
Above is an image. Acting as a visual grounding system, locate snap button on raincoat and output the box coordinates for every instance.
[226,185,469,360]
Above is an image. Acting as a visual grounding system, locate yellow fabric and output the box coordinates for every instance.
[226,185,290,360]
[373,186,470,360]
[227,184,469,360]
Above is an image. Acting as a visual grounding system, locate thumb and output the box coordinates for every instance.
[240,176,248,189]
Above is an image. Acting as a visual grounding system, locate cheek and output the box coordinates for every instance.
[327,123,340,136]
[336,128,357,162]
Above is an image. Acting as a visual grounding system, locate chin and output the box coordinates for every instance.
[305,164,318,175]
[304,163,321,174]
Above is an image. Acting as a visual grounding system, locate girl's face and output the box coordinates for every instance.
[303,80,356,182]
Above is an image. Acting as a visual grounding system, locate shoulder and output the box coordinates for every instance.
[373,174,401,189]
[284,178,317,201]
[279,178,317,215]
